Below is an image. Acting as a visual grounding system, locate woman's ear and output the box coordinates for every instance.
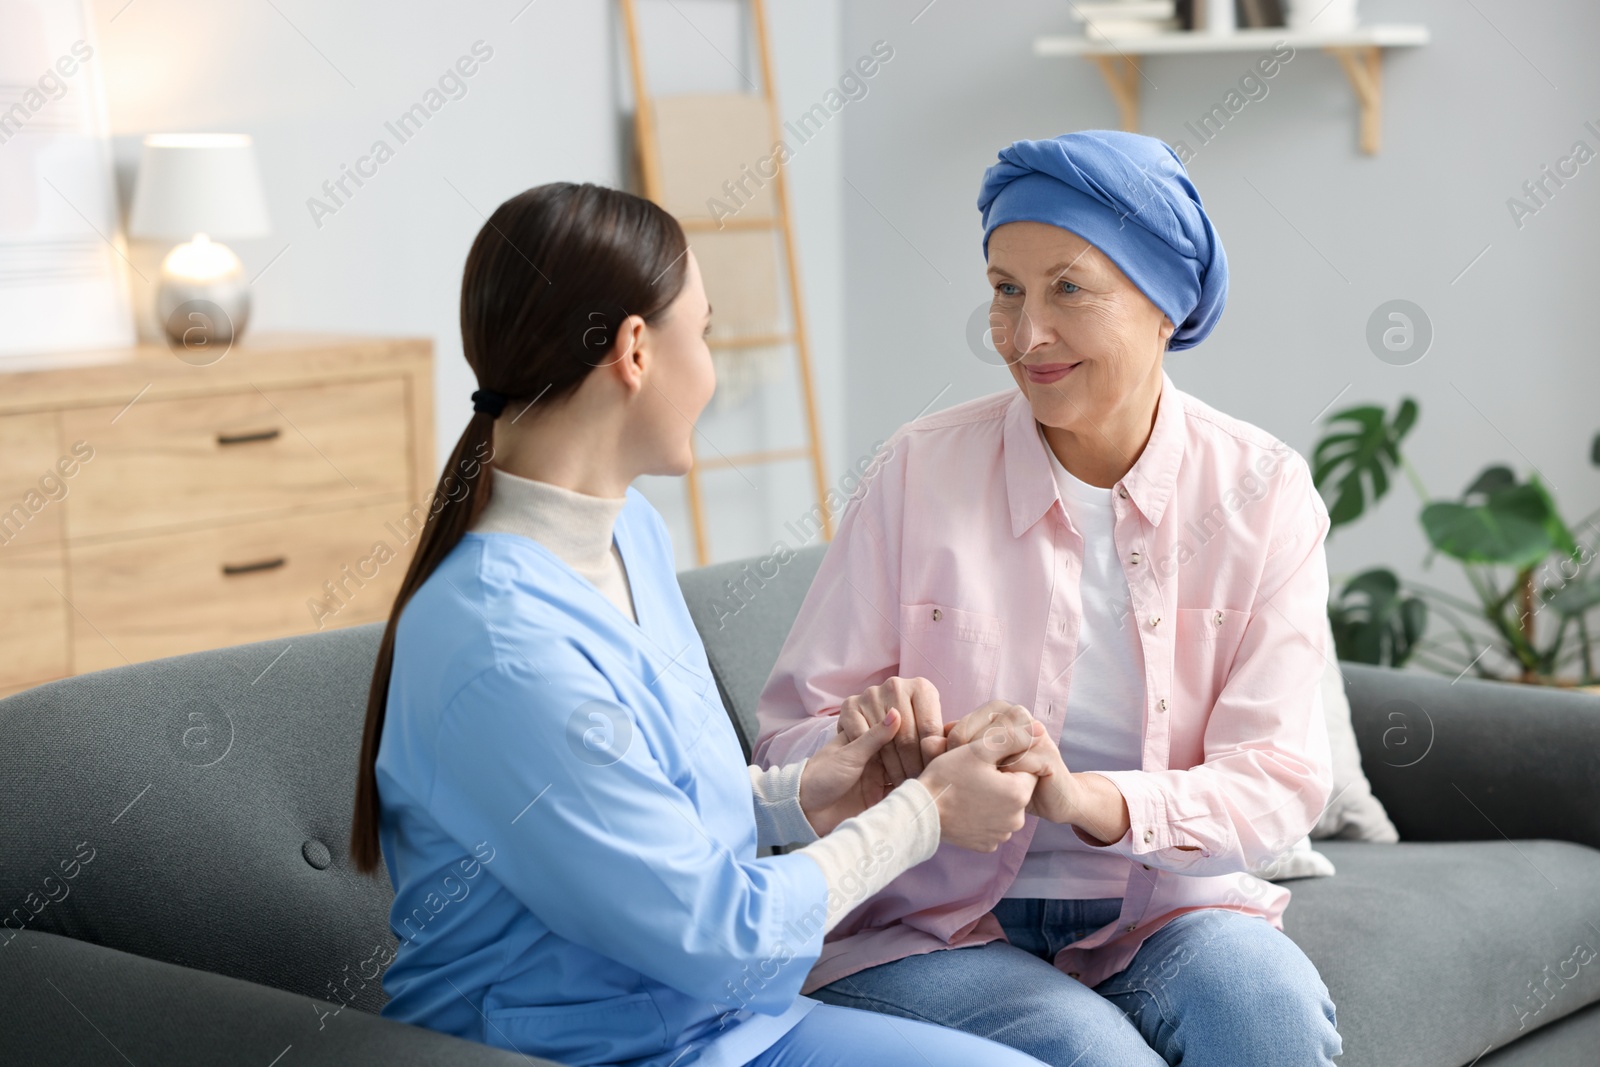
[1158,314,1176,348]
[608,314,648,395]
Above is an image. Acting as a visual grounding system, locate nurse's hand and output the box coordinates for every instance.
[837,676,946,789]
[797,708,905,836]
[918,706,1043,852]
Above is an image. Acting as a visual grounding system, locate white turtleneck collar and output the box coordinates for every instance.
[470,466,637,623]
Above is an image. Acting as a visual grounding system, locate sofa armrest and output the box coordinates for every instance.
[1341,661,1600,850]
[1,929,561,1066]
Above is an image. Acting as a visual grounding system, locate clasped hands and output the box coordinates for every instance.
[797,676,1078,851]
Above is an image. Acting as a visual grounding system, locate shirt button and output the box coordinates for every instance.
[1143,829,1154,843]
[932,608,942,621]
[1068,971,1081,978]
[1215,610,1224,626]
[1149,615,1161,627]
[1118,486,1128,498]
[1125,922,1138,932]
[1157,698,1168,713]
[1130,551,1141,564]
[1142,864,1151,870]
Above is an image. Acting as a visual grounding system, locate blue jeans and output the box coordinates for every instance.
[746,1001,1048,1065]
[810,897,1343,1066]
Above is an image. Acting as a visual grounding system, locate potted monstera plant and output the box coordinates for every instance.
[1312,400,1600,689]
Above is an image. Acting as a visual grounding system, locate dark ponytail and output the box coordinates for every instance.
[350,182,689,875]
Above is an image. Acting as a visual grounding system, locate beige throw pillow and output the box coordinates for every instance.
[1248,614,1399,882]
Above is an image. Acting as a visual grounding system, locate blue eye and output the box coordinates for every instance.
[1058,280,1080,294]
[996,282,1020,296]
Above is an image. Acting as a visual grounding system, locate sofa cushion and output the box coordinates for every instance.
[1313,620,1401,844]
[1285,839,1600,1067]
[677,543,828,756]
[0,623,397,1012]
[1475,1000,1600,1066]
[1,929,546,1066]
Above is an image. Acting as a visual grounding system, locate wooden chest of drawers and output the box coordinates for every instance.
[0,335,434,697]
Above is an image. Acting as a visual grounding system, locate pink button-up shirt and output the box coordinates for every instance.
[753,368,1334,992]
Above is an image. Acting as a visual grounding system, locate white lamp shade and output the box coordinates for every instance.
[128,133,271,240]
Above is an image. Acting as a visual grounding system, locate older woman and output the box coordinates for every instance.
[753,131,1343,1066]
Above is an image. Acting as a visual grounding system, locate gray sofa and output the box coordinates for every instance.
[3,543,1598,1066]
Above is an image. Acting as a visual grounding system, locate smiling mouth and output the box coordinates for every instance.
[1024,361,1082,383]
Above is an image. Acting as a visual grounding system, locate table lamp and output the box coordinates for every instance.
[128,133,270,349]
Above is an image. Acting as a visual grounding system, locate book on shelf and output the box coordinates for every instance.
[1068,0,1283,38]
[1085,17,1183,40]
[1169,0,1290,32]
[1237,0,1286,27]
[1071,0,1178,18]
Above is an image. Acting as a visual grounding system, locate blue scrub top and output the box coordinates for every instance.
[374,486,829,1067]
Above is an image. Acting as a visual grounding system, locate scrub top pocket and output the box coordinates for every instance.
[484,990,670,1063]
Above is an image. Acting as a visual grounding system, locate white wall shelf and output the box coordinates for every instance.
[1033,24,1431,155]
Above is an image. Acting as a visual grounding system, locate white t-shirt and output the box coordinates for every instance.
[1003,424,1147,900]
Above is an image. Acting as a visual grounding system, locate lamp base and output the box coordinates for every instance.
[161,278,252,364]
[156,234,252,364]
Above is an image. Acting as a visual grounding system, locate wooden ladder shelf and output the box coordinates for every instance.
[620,0,834,565]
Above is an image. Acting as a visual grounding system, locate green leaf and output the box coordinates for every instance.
[1328,567,1427,667]
[1344,568,1399,601]
[1393,398,1418,438]
[1464,465,1516,498]
[1547,576,1600,617]
[1398,597,1428,657]
[1420,484,1554,568]
[1312,399,1419,534]
[1525,474,1579,558]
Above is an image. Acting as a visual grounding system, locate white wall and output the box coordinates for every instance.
[87,0,1600,654]
[838,0,1600,665]
[92,0,846,570]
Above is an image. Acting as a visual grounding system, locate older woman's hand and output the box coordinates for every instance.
[994,729,1078,824]
[944,701,1076,825]
[941,699,1036,752]
[837,676,947,787]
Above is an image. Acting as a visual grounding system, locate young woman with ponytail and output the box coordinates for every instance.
[346,182,1049,1067]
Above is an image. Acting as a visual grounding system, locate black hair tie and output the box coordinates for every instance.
[472,388,509,418]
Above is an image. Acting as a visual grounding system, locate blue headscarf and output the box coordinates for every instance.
[976,130,1228,351]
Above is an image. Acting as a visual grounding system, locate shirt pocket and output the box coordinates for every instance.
[483,990,670,1064]
[1174,606,1251,706]
[897,602,1004,722]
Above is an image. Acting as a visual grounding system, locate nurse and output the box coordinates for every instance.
[346,181,1050,1067]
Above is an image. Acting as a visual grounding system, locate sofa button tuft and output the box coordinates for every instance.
[302,839,332,870]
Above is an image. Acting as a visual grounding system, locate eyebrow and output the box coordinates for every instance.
[1045,258,1091,277]
[987,259,1092,280]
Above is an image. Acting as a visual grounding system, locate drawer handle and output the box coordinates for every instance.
[222,556,287,576]
[217,428,281,446]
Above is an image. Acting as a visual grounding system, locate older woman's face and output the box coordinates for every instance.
[985,220,1174,431]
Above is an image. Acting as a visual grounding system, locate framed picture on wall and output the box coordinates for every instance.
[0,0,136,364]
